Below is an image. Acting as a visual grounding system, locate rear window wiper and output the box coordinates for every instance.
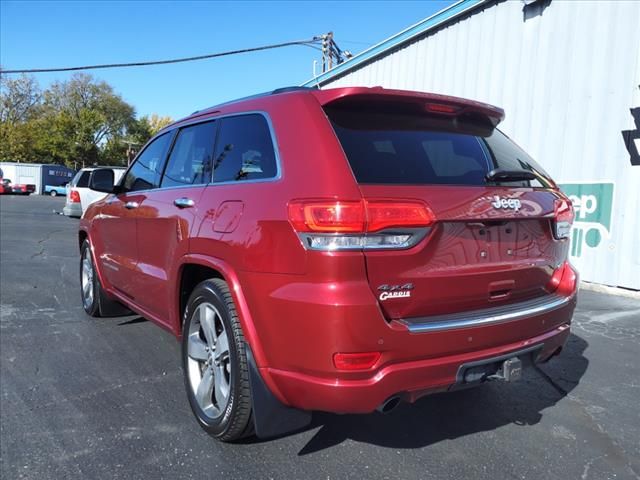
[485,168,537,182]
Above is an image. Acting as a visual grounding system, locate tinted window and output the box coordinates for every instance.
[161,121,215,188]
[122,133,172,192]
[212,114,277,183]
[326,106,552,187]
[484,131,550,187]
[76,171,91,188]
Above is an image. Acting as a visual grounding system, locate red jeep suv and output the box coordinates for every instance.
[79,86,578,441]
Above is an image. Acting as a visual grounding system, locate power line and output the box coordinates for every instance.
[0,37,323,74]
[339,40,374,46]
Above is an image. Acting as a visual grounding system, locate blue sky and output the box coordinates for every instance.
[0,0,453,120]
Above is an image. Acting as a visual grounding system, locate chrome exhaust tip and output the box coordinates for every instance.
[376,395,401,414]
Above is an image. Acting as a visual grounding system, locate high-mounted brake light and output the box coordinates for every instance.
[333,352,381,371]
[288,199,435,251]
[69,189,80,203]
[553,198,574,239]
[424,103,461,114]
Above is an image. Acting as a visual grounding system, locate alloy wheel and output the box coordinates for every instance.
[186,302,232,420]
[81,248,94,309]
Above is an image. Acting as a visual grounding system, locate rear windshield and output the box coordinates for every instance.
[325,104,553,187]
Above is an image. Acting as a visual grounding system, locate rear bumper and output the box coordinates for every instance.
[265,321,571,414]
[63,203,82,217]
[238,264,578,414]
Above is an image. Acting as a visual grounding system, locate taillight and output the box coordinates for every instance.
[547,261,578,295]
[366,201,435,231]
[288,201,365,233]
[288,199,435,251]
[553,197,574,239]
[69,190,80,203]
[333,352,381,371]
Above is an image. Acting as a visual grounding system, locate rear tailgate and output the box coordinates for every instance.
[321,89,571,320]
[359,184,565,319]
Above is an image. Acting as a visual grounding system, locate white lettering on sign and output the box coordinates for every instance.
[569,194,598,220]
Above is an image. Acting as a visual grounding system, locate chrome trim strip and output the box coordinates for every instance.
[297,228,430,251]
[400,294,573,333]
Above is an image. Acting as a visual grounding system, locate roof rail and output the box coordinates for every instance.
[191,86,316,116]
[271,86,317,95]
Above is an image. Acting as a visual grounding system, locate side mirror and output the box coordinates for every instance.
[89,168,115,193]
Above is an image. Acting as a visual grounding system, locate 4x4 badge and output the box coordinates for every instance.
[491,195,521,211]
[377,283,414,301]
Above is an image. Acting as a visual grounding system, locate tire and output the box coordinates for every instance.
[80,239,132,317]
[181,279,253,441]
[80,239,101,317]
[50,190,57,197]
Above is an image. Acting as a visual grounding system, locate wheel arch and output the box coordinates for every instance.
[78,229,88,251]
[176,255,268,370]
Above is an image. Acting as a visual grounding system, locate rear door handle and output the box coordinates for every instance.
[174,197,195,209]
[124,201,139,210]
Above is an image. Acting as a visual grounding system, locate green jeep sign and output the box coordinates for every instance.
[558,182,615,258]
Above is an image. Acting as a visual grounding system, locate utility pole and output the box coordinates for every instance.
[321,32,353,73]
[321,32,333,73]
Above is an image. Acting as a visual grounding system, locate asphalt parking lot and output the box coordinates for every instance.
[1,195,639,480]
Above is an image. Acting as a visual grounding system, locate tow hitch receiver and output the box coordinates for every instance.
[455,345,540,388]
[490,357,523,382]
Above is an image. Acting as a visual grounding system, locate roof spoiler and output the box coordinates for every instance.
[313,87,505,128]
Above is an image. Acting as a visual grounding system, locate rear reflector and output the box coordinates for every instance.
[333,352,381,370]
[69,190,80,203]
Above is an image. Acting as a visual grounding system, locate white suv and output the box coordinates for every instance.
[64,167,126,218]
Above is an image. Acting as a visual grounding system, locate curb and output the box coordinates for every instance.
[579,281,640,300]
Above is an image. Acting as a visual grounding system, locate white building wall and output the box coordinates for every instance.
[324,0,640,290]
[0,163,42,194]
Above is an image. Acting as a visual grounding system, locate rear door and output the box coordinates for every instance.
[131,120,216,323]
[325,98,569,320]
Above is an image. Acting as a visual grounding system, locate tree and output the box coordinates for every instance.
[0,73,171,168]
[0,74,43,162]
[0,74,41,124]
[40,74,135,166]
[145,113,173,136]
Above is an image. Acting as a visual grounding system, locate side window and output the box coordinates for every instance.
[122,133,172,192]
[76,171,91,188]
[212,114,277,183]
[161,121,216,188]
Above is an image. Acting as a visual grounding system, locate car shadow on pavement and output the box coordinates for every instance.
[117,316,148,326]
[296,333,589,455]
